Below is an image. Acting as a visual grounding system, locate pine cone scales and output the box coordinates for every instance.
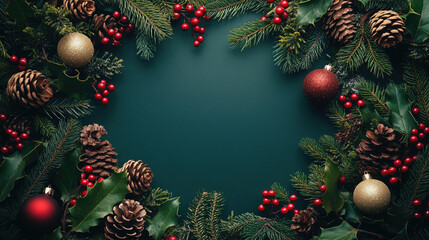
[323,0,357,44]
[63,0,95,20]
[369,10,405,48]
[92,14,127,39]
[2,114,31,136]
[291,207,319,237]
[356,123,401,174]
[80,124,107,147]
[104,199,146,240]
[119,160,153,195]
[6,70,53,108]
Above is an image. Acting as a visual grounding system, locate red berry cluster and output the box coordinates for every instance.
[258,190,301,215]
[381,156,417,185]
[0,114,29,155]
[69,165,105,207]
[409,123,428,150]
[100,11,134,46]
[94,80,115,105]
[173,4,209,47]
[260,0,289,25]
[411,199,429,219]
[163,235,177,240]
[9,55,28,71]
[339,93,365,109]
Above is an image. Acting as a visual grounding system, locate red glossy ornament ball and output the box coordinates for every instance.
[268,190,275,197]
[120,16,128,23]
[419,123,425,131]
[272,199,280,206]
[388,167,397,175]
[286,203,294,210]
[281,12,289,20]
[280,207,288,214]
[338,95,346,102]
[197,36,204,42]
[260,16,267,21]
[195,10,203,17]
[185,4,194,12]
[108,84,115,91]
[289,194,297,202]
[19,58,27,66]
[275,7,284,15]
[273,16,282,25]
[350,93,359,101]
[16,143,23,150]
[19,194,61,232]
[404,157,413,165]
[193,40,200,47]
[10,55,18,63]
[313,199,322,206]
[413,199,422,207]
[193,26,201,32]
[416,142,424,150]
[320,184,327,192]
[200,27,206,34]
[69,199,76,207]
[190,17,200,25]
[173,4,182,12]
[344,101,352,109]
[393,159,402,167]
[339,176,346,183]
[411,128,419,135]
[81,190,87,197]
[389,177,398,185]
[181,23,190,31]
[115,32,123,40]
[262,198,271,205]
[107,28,116,36]
[357,100,365,107]
[280,0,289,8]
[400,165,409,173]
[94,93,102,100]
[101,37,110,45]
[198,6,206,12]
[303,66,339,104]
[412,108,420,115]
[262,190,269,197]
[101,97,109,105]
[84,165,93,173]
[112,11,121,19]
[381,169,389,177]
[173,12,180,19]
[258,204,265,212]
[410,136,418,144]
[18,64,26,70]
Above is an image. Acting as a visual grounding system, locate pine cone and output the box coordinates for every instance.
[79,124,118,179]
[63,0,95,20]
[92,14,127,39]
[356,123,401,175]
[119,160,153,195]
[2,114,31,136]
[291,207,320,238]
[323,0,357,44]
[369,10,405,48]
[6,70,53,108]
[104,199,146,240]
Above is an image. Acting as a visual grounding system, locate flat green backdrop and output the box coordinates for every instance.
[88,14,334,215]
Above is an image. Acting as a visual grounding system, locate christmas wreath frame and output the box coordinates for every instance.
[0,0,428,239]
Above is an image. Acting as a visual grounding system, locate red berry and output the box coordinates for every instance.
[389,177,398,185]
[10,131,18,138]
[413,156,418,161]
[413,199,422,207]
[16,143,23,150]
[1,146,8,154]
[198,6,206,12]
[169,237,178,240]
[88,174,96,182]
[124,27,131,34]
[411,129,419,135]
[412,108,420,115]
[313,199,322,206]
[80,173,86,179]
[339,176,346,183]
[320,184,327,192]
[294,209,300,215]
[94,93,102,100]
[388,167,397,175]
[181,23,189,31]
[262,190,269,197]
[173,4,182,12]
[7,146,13,151]
[19,58,27,66]
[419,123,425,130]
[268,190,275,197]
[87,182,94,188]
[289,194,297,202]
[357,100,365,107]
[344,101,352,109]
[419,132,426,139]
[424,127,429,134]
[115,32,123,40]
[81,190,87,197]
[193,26,201,32]
[350,93,359,101]
[286,203,294,210]
[381,169,389,177]
[197,36,204,42]
[404,157,413,165]
[101,37,110,45]
[416,142,424,150]
[410,136,419,144]
[108,84,115,91]
[338,95,346,102]
[107,28,116,36]
[199,27,206,34]
[0,114,6,121]
[267,0,274,2]
[69,199,77,207]
[401,165,409,173]
[80,179,88,186]
[260,16,267,21]
[414,212,421,219]
[272,199,280,206]
[203,15,211,21]
[9,55,18,63]
[120,16,128,23]
[281,12,289,20]
[101,97,109,105]
[193,40,200,47]
[190,17,200,25]
[84,165,93,173]
[15,137,21,143]
[186,4,194,12]
[97,82,106,90]
[280,0,289,8]
[102,90,109,96]
[112,11,120,19]
[273,16,282,24]
[195,10,203,17]
[425,210,429,218]
[393,159,402,167]
[258,204,265,212]
[97,177,104,182]
[275,7,284,15]
[280,207,288,214]
[6,128,12,135]
[262,198,271,205]
[128,23,135,30]
[18,65,26,71]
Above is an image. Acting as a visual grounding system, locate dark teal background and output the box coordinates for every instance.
[88,14,334,215]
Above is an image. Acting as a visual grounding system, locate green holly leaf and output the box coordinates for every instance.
[296,0,332,26]
[69,171,129,233]
[406,0,429,43]
[339,192,362,224]
[314,221,357,240]
[357,0,369,5]
[147,197,180,240]
[385,83,417,134]
[322,158,343,213]
[55,147,81,202]
[6,0,34,25]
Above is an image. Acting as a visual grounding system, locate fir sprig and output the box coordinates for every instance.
[34,115,57,137]
[356,80,390,118]
[290,164,324,201]
[87,51,124,80]
[207,0,267,20]
[136,31,157,60]
[228,20,280,50]
[271,182,289,205]
[42,98,92,120]
[404,62,429,124]
[138,187,172,215]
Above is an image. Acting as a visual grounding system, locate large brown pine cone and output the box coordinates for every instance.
[323,0,357,44]
[63,0,95,20]
[369,10,405,48]
[291,207,320,238]
[119,160,153,195]
[104,199,146,240]
[6,70,53,108]
[356,123,401,175]
[79,124,118,179]
[92,14,128,39]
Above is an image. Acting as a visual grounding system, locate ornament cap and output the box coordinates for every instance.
[44,185,55,196]
[324,64,333,72]
[362,171,372,181]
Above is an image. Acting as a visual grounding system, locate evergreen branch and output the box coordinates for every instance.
[207,0,267,20]
[404,62,429,124]
[138,187,172,215]
[327,102,349,129]
[363,26,392,78]
[271,182,289,205]
[290,164,324,201]
[299,137,329,162]
[356,80,390,118]
[228,20,279,50]
[34,115,57,137]
[336,25,365,73]
[319,135,347,159]
[136,31,157,60]
[43,98,92,120]
[87,51,124,80]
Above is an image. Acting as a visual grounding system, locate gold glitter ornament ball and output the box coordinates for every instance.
[353,173,391,214]
[57,32,94,68]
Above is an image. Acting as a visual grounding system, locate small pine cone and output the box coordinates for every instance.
[80,140,118,178]
[104,199,146,240]
[92,14,127,39]
[356,123,401,175]
[291,207,320,238]
[323,0,357,44]
[119,160,153,195]
[2,114,31,136]
[6,70,53,108]
[63,0,95,20]
[369,10,405,48]
[80,124,107,147]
